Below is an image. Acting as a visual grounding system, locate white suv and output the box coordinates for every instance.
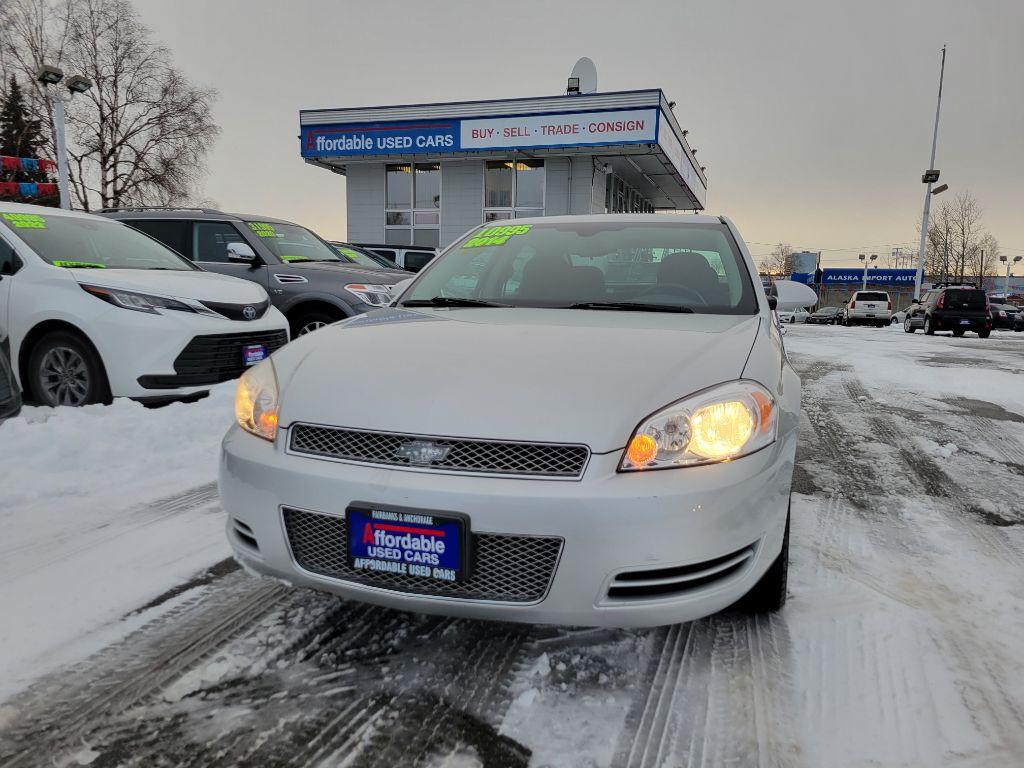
[0,203,288,406]
[843,290,892,327]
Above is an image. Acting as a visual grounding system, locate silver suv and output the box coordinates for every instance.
[100,208,410,337]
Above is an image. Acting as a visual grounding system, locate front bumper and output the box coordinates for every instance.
[91,307,289,399]
[219,424,795,628]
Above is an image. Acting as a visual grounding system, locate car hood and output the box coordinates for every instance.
[67,268,269,303]
[284,261,407,283]
[274,308,763,452]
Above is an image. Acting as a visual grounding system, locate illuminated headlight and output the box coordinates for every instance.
[235,359,280,441]
[344,283,392,307]
[621,381,777,471]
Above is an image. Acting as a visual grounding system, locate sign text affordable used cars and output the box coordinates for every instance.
[300,108,658,157]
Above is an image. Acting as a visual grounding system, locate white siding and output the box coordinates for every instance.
[345,163,385,244]
[440,159,483,247]
[544,157,606,216]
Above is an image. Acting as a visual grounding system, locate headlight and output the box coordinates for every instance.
[235,359,280,441]
[620,381,777,471]
[344,283,392,307]
[81,283,199,315]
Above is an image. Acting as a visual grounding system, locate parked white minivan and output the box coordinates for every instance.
[0,203,289,406]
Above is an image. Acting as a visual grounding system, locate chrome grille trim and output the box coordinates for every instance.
[282,507,563,603]
[288,423,590,479]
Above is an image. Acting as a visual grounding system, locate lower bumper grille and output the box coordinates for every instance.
[139,329,288,389]
[607,543,756,600]
[282,507,562,603]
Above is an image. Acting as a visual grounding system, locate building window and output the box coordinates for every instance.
[385,162,440,246]
[484,159,544,221]
[605,173,654,214]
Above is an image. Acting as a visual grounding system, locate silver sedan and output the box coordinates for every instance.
[220,215,800,628]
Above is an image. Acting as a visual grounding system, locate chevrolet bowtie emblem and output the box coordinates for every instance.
[395,440,450,466]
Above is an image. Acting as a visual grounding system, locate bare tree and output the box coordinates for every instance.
[969,233,999,282]
[0,0,219,209]
[758,243,794,277]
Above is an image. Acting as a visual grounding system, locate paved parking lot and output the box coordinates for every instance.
[1,325,1023,767]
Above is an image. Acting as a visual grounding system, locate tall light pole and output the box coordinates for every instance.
[913,46,948,301]
[1001,255,1023,299]
[859,253,878,290]
[35,64,93,210]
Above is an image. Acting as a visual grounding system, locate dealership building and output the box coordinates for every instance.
[299,88,707,249]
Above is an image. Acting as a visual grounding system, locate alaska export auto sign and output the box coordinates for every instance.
[300,108,659,158]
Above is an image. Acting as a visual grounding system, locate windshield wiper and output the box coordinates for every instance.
[566,301,694,313]
[401,296,511,308]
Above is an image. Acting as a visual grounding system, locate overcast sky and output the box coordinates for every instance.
[133,0,1023,267]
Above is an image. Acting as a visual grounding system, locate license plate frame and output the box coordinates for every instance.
[346,503,470,584]
[243,343,268,366]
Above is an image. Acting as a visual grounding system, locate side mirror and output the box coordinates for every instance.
[226,242,258,264]
[767,295,778,311]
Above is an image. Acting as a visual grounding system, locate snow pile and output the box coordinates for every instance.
[0,384,237,702]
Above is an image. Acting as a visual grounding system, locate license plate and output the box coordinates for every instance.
[866,304,876,309]
[347,505,467,583]
[243,343,267,366]
[960,320,971,325]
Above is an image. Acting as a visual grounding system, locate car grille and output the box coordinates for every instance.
[199,297,271,321]
[289,424,590,478]
[138,329,288,389]
[282,507,562,603]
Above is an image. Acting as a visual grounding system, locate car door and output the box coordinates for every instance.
[192,220,270,292]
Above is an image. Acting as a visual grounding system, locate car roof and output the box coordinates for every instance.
[0,201,110,221]
[98,208,299,227]
[356,243,436,251]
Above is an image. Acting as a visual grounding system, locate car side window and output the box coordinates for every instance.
[371,249,397,263]
[0,237,22,275]
[193,222,249,263]
[125,219,190,258]
[404,251,435,272]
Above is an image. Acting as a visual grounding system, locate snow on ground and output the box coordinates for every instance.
[1,324,1023,767]
[0,383,236,702]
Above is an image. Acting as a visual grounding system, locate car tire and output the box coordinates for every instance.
[290,308,342,338]
[28,330,111,407]
[952,328,965,337]
[736,503,789,614]
[924,317,935,335]
[904,317,916,333]
[978,329,991,339]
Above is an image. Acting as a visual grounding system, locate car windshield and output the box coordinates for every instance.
[819,308,838,314]
[0,211,196,271]
[332,244,387,269]
[244,220,341,263]
[402,221,758,314]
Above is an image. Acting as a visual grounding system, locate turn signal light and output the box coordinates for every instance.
[626,434,658,468]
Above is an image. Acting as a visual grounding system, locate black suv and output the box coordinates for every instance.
[100,209,409,337]
[903,286,992,337]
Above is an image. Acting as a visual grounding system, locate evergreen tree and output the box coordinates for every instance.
[0,76,56,203]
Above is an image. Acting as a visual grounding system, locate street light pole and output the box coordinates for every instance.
[859,254,877,290]
[1002,255,1023,299]
[914,45,947,301]
[50,94,72,210]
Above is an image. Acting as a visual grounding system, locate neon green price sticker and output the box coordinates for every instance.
[2,213,47,229]
[248,222,279,238]
[280,255,307,262]
[53,260,106,268]
[463,224,532,249]
[338,248,361,260]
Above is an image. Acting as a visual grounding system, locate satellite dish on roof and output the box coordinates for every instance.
[568,57,598,95]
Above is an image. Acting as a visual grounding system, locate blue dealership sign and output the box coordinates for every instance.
[819,268,918,285]
[302,120,459,157]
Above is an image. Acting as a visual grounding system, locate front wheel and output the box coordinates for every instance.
[978,329,991,339]
[952,328,965,337]
[28,331,110,407]
[289,308,342,338]
[924,317,935,335]
[904,317,916,333]
[736,504,789,613]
